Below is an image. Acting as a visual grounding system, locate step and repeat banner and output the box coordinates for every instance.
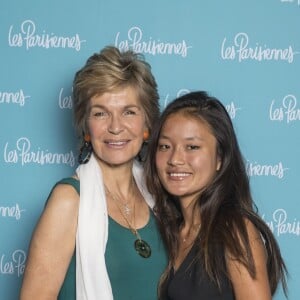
[0,0,299,299]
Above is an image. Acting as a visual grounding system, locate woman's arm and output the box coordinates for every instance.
[20,183,79,300]
[226,220,272,300]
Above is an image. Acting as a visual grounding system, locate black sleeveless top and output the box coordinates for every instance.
[165,243,235,300]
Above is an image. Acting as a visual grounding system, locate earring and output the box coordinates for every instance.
[143,130,149,141]
[78,134,92,164]
[137,130,149,162]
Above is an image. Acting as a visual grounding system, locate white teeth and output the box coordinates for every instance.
[169,173,189,177]
[108,141,125,145]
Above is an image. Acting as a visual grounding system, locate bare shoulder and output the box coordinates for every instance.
[20,178,79,298]
[227,218,266,260]
[46,178,79,211]
[34,178,80,241]
[30,177,80,253]
[244,218,265,249]
[226,218,271,299]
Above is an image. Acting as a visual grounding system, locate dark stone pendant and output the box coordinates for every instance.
[134,239,151,258]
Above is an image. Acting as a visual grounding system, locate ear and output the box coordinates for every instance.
[216,157,222,171]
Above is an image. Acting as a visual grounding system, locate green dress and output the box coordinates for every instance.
[55,178,167,300]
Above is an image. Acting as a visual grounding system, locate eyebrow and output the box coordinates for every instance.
[159,135,204,141]
[90,104,142,110]
[124,105,142,110]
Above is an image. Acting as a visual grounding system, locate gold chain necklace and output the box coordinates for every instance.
[105,183,133,216]
[112,194,132,216]
[105,185,152,258]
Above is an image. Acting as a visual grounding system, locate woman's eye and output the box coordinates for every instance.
[187,145,200,150]
[124,109,137,116]
[157,144,170,151]
[91,111,108,118]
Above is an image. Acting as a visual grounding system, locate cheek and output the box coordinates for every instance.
[88,125,99,139]
[155,153,167,176]
[125,119,145,136]
[136,120,147,135]
[187,155,203,167]
[155,152,164,165]
[88,121,105,141]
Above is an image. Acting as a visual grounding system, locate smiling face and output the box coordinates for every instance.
[87,86,147,168]
[155,112,221,207]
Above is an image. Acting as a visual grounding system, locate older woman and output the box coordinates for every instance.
[20,46,166,300]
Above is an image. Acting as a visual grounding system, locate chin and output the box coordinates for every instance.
[108,157,136,166]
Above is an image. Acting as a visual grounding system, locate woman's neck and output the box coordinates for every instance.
[180,196,200,227]
[97,158,135,193]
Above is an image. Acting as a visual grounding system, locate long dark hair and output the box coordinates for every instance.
[145,91,287,297]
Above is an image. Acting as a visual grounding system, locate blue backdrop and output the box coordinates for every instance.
[0,1,299,299]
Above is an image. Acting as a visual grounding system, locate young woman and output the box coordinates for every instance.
[20,46,166,300]
[145,91,287,300]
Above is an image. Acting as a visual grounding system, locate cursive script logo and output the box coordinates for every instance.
[246,161,288,179]
[0,89,30,106]
[115,26,191,57]
[162,90,240,119]
[221,32,299,63]
[280,0,300,6]
[58,88,72,109]
[263,209,300,237]
[0,203,25,220]
[3,137,75,167]
[0,250,26,277]
[162,89,190,108]
[225,101,241,119]
[269,94,300,123]
[8,20,85,51]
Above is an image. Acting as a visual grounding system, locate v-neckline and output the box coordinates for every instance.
[172,242,196,275]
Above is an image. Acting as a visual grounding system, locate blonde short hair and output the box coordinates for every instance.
[73,46,160,137]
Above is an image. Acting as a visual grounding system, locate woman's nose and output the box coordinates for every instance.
[108,115,124,135]
[167,148,184,165]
